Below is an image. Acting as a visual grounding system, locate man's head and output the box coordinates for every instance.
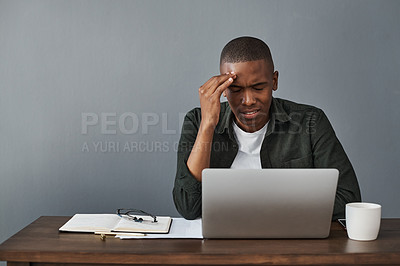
[220,36,274,69]
[220,37,278,133]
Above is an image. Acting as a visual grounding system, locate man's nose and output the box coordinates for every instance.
[241,88,256,105]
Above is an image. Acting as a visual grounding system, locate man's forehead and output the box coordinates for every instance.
[220,60,273,84]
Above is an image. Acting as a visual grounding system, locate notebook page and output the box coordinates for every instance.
[59,214,121,232]
[113,215,171,233]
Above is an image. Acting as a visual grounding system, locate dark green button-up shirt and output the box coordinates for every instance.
[173,97,361,220]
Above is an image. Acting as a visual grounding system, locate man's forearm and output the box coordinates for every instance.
[186,123,215,182]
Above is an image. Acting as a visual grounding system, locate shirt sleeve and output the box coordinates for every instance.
[172,109,203,220]
[310,109,362,220]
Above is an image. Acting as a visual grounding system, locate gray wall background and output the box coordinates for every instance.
[0,0,399,258]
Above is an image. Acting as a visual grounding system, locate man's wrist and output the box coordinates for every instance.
[198,122,215,141]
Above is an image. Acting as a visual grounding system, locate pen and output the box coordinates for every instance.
[95,231,146,240]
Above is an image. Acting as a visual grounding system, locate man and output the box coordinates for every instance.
[173,36,361,221]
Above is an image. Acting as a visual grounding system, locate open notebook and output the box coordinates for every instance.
[59,214,172,234]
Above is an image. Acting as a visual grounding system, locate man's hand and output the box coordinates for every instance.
[198,72,236,130]
[187,72,236,182]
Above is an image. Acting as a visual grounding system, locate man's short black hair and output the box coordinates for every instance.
[220,36,274,70]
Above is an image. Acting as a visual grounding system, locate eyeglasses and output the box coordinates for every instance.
[117,208,158,223]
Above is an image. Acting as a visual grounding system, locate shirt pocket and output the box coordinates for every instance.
[281,154,313,168]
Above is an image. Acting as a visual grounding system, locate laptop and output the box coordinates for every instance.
[202,168,339,239]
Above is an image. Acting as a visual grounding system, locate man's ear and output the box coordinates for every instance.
[272,71,279,91]
[223,90,227,97]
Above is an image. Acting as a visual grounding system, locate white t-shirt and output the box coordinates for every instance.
[230,122,268,169]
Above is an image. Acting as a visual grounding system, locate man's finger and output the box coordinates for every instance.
[199,75,221,94]
[213,76,234,97]
[203,73,235,96]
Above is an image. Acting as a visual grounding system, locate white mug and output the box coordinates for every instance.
[346,202,381,241]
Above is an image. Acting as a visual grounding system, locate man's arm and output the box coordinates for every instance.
[173,73,236,219]
[187,73,236,181]
[311,110,361,220]
[173,111,203,219]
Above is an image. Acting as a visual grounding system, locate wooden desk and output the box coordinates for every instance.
[1,217,400,265]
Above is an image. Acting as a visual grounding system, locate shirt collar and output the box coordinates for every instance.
[216,97,291,135]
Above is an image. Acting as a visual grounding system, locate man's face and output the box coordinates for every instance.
[220,59,278,132]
